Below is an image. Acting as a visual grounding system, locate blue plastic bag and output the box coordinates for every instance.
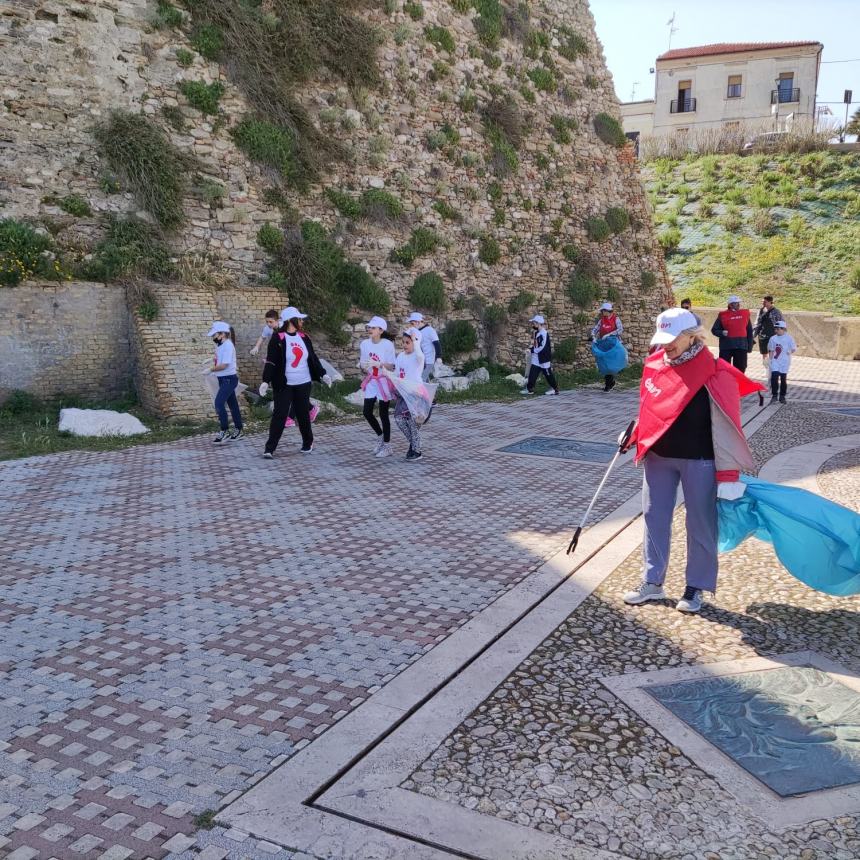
[591,336,628,376]
[718,476,860,596]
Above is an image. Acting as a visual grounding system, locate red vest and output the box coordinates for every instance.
[598,314,618,337]
[718,309,750,339]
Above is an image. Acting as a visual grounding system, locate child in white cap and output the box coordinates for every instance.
[205,321,244,443]
[591,302,624,391]
[386,327,427,461]
[520,314,560,396]
[767,319,796,404]
[359,316,397,458]
[407,312,442,382]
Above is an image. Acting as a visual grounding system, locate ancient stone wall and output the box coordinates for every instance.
[0,281,133,402]
[1,0,673,410]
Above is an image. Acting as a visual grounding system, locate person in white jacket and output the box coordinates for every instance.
[407,312,442,382]
[767,319,796,404]
[387,327,426,462]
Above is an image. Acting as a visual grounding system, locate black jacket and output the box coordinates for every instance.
[532,329,552,364]
[262,330,325,391]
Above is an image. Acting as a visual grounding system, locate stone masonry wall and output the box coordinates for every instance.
[0,281,132,402]
[1,0,673,411]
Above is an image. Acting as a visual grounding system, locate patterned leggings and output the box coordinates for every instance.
[394,398,421,453]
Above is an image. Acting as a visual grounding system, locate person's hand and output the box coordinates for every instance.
[322,374,333,388]
[250,346,259,356]
[259,382,269,396]
[717,482,746,501]
[434,357,443,369]
[721,330,728,337]
[618,426,635,454]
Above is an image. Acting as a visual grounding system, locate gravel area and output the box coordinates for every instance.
[818,447,860,512]
[403,408,860,859]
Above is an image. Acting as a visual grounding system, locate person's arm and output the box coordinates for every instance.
[710,316,724,338]
[615,318,623,336]
[250,335,264,356]
[432,339,441,361]
[590,320,600,340]
[746,320,754,352]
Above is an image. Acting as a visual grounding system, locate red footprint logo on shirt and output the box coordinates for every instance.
[370,352,381,377]
[773,344,783,361]
[291,344,305,368]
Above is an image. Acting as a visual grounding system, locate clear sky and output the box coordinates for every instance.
[590,0,859,126]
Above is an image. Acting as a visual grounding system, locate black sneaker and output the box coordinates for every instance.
[770,395,778,404]
[213,430,228,443]
[229,429,244,441]
[300,443,314,454]
[405,450,423,462]
[779,396,786,404]
[262,451,274,459]
[405,446,414,459]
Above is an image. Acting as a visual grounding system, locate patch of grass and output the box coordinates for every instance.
[751,208,776,236]
[389,227,440,267]
[550,114,577,145]
[557,25,588,61]
[93,110,189,230]
[136,288,160,322]
[0,219,58,286]
[175,48,194,68]
[231,118,307,190]
[161,104,187,132]
[190,23,224,60]
[338,263,390,314]
[179,79,225,115]
[54,194,92,217]
[478,235,501,264]
[154,0,183,29]
[593,112,626,148]
[409,271,446,312]
[567,262,598,307]
[507,290,535,313]
[586,216,611,242]
[553,336,577,363]
[584,73,600,89]
[80,216,173,283]
[193,810,217,831]
[472,0,503,49]
[432,199,460,221]
[721,205,743,232]
[605,206,629,234]
[404,1,424,20]
[658,227,682,255]
[425,25,455,53]
[641,270,657,292]
[0,392,216,462]
[527,66,556,93]
[257,223,283,252]
[440,319,477,355]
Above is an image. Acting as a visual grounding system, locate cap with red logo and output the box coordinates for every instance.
[650,308,699,345]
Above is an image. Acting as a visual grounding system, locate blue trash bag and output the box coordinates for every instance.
[718,475,860,596]
[591,336,628,376]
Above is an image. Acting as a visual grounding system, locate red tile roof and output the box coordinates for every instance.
[657,41,821,62]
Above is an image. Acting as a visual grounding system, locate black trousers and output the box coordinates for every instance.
[527,364,558,392]
[719,348,748,373]
[770,371,787,398]
[363,397,391,441]
[266,382,313,452]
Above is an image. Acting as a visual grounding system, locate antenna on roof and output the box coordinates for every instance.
[666,12,678,51]
[630,82,640,101]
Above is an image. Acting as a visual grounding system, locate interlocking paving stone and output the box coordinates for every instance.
[0,393,640,858]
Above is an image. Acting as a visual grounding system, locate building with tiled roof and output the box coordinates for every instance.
[620,40,823,149]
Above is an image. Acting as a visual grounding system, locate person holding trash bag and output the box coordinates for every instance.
[384,327,435,461]
[621,308,765,613]
[520,314,560,396]
[590,302,627,391]
[260,306,331,458]
[407,312,442,382]
[359,316,397,458]
[206,321,245,443]
[711,295,753,374]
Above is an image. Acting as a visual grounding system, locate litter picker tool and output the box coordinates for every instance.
[566,420,636,556]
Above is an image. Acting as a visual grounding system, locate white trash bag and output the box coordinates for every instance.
[390,376,437,425]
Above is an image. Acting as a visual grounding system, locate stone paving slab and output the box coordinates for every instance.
[0,391,642,859]
[402,408,860,859]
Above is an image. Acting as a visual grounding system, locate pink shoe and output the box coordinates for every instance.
[284,417,295,428]
[310,406,320,423]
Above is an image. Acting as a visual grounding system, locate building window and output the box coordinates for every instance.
[772,72,799,104]
[727,75,742,98]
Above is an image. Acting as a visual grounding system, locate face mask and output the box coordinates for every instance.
[212,336,222,344]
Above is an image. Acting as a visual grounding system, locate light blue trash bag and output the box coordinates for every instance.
[718,475,860,596]
[591,336,628,376]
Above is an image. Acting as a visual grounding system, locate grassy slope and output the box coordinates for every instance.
[641,150,860,314]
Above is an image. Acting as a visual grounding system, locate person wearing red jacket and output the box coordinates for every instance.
[622,308,765,613]
[710,295,753,373]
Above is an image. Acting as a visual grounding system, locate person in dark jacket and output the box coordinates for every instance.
[753,294,784,379]
[520,315,560,396]
[711,295,753,373]
[259,306,331,458]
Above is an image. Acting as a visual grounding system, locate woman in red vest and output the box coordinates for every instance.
[591,302,624,391]
[622,308,764,613]
[710,295,753,373]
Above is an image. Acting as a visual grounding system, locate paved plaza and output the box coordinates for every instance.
[1,355,859,859]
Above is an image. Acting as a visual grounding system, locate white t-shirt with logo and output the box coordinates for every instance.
[283,332,312,385]
[360,337,396,400]
[395,350,424,383]
[530,329,551,369]
[768,334,796,374]
[214,340,238,377]
[260,324,276,340]
[418,324,438,366]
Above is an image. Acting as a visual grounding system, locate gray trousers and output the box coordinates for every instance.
[643,454,718,592]
[394,396,422,453]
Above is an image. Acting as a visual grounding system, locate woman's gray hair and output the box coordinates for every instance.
[682,325,707,344]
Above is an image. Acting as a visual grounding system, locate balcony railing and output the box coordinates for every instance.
[670,97,696,114]
[771,88,800,104]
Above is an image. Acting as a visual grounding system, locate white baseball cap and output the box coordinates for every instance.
[529,314,545,324]
[600,302,613,311]
[403,326,423,343]
[407,312,424,323]
[775,320,787,328]
[280,306,308,322]
[206,321,231,336]
[366,316,388,331]
[727,295,741,305]
[650,308,699,346]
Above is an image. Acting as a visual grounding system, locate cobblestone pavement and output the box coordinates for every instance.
[0,391,643,860]
[404,405,860,859]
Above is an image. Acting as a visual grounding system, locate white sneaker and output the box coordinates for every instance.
[623,582,667,605]
[676,588,703,613]
[373,436,385,454]
[544,390,559,396]
[375,443,392,458]
[519,388,533,395]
